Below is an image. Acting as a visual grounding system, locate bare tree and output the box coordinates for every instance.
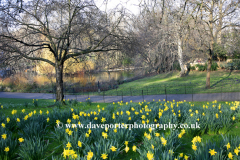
[131,0,177,73]
[132,0,200,75]
[191,0,239,88]
[170,0,195,77]
[0,0,131,102]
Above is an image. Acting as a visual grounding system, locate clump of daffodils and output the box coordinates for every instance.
[178,129,186,138]
[191,136,201,151]
[62,142,78,159]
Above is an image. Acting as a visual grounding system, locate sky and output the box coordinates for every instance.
[95,0,141,15]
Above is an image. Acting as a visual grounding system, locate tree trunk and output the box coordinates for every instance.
[206,2,214,89]
[217,0,223,44]
[206,54,212,89]
[55,63,64,102]
[206,39,214,89]
[108,71,111,82]
[177,34,185,77]
[206,33,214,89]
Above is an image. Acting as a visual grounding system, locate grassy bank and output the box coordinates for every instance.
[99,70,240,96]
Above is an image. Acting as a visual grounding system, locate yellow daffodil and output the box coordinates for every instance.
[110,146,117,152]
[85,133,89,138]
[2,133,7,140]
[87,150,93,160]
[151,144,154,149]
[11,109,17,115]
[192,137,197,144]
[146,134,151,140]
[147,151,154,160]
[179,153,183,157]
[4,147,9,152]
[178,133,183,138]
[68,130,73,136]
[228,152,233,159]
[78,141,82,147]
[155,133,160,137]
[232,116,235,121]
[102,132,108,139]
[1,123,5,128]
[132,145,137,152]
[192,143,197,151]
[234,147,239,156]
[101,117,106,123]
[226,143,231,150]
[161,137,167,146]
[146,119,149,124]
[101,153,108,159]
[66,142,72,149]
[124,145,129,153]
[196,136,201,143]
[67,119,71,124]
[18,137,24,142]
[88,129,91,134]
[56,120,60,124]
[209,149,217,156]
[66,128,70,133]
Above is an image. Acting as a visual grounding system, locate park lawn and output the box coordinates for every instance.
[0,98,236,116]
[0,98,109,116]
[101,70,240,96]
[0,98,240,159]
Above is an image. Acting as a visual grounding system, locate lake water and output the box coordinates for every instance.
[65,69,147,84]
[2,68,148,86]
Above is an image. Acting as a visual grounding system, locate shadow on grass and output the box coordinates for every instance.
[210,70,232,88]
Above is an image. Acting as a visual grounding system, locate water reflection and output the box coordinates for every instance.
[1,69,147,86]
[65,69,144,84]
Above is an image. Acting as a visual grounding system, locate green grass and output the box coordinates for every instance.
[0,98,235,117]
[93,70,240,96]
[1,98,240,159]
[3,70,240,97]
[0,98,109,117]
